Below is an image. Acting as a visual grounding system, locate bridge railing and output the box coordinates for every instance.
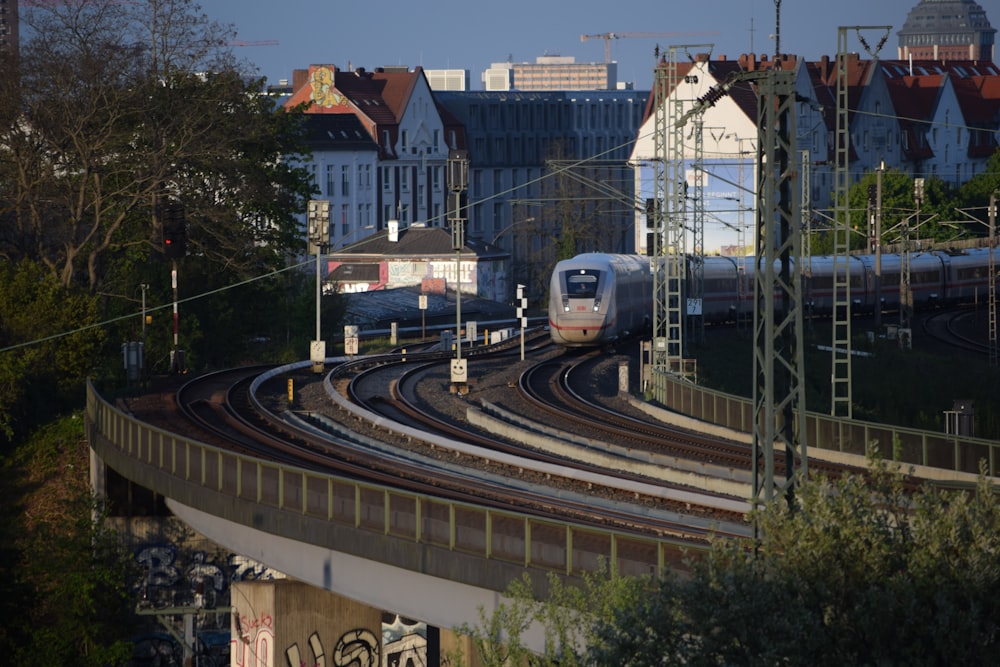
[87,380,695,591]
[649,369,998,477]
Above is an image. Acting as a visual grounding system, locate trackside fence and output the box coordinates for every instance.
[648,369,999,477]
[86,380,698,591]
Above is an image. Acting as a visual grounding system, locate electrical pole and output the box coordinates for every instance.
[831,25,891,416]
[752,68,807,510]
[989,193,998,367]
[875,164,884,329]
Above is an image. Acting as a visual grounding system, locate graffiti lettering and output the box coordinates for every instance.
[240,612,274,633]
[333,628,379,667]
[135,544,181,588]
[285,631,326,667]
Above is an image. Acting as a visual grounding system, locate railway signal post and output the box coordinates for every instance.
[308,200,330,373]
[448,150,470,392]
[517,284,527,361]
[161,199,187,374]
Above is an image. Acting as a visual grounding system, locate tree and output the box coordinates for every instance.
[0,0,314,294]
[808,168,959,255]
[512,141,634,301]
[0,416,139,666]
[0,0,319,428]
[0,260,105,444]
[454,565,650,667]
[462,457,1000,665]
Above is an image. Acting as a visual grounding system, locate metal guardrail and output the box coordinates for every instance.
[649,369,999,477]
[86,380,698,591]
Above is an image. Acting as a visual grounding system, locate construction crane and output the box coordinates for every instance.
[581,31,719,63]
[229,40,279,47]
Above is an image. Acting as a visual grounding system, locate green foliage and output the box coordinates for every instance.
[465,459,1000,665]
[0,415,139,667]
[956,152,1000,215]
[0,1,314,294]
[0,260,106,444]
[807,165,1000,254]
[693,324,1000,439]
[454,563,652,666]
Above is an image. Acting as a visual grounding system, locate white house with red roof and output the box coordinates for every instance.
[630,50,1000,254]
[284,65,460,249]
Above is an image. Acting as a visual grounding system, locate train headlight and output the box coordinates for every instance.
[593,298,602,312]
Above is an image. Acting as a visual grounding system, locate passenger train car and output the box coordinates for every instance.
[548,253,653,348]
[549,248,998,347]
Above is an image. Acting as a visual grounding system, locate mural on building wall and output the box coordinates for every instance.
[309,67,352,111]
[429,260,479,291]
[383,614,428,667]
[635,157,754,256]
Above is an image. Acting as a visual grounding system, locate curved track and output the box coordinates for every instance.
[922,306,996,357]
[168,339,747,544]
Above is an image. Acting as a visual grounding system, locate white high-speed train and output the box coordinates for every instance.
[549,248,998,348]
[547,253,653,348]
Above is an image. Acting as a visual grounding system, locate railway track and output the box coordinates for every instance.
[162,335,746,544]
[922,305,997,357]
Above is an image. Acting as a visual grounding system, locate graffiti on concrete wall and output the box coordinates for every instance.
[234,611,274,667]
[135,543,282,611]
[383,614,428,667]
[285,628,379,667]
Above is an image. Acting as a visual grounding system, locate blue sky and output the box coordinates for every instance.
[198,0,914,89]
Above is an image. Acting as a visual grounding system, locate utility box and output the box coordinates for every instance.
[122,341,144,384]
[944,400,975,437]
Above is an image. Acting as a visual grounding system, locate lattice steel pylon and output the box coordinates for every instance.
[689,116,706,347]
[831,26,891,417]
[989,194,998,368]
[752,68,807,506]
[651,48,689,377]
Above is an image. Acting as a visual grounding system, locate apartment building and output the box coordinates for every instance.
[898,0,996,62]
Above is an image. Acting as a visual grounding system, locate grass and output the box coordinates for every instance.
[691,319,1000,440]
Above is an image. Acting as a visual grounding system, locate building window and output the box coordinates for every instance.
[326,165,335,197]
[341,165,350,197]
[383,167,392,192]
[472,169,483,198]
[401,168,410,193]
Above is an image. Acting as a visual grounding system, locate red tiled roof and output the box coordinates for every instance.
[283,65,433,160]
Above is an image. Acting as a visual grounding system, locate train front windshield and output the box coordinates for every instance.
[564,269,601,298]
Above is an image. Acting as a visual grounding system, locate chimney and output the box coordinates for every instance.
[292,69,309,92]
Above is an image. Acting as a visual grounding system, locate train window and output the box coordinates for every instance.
[958,267,983,280]
[564,270,601,298]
